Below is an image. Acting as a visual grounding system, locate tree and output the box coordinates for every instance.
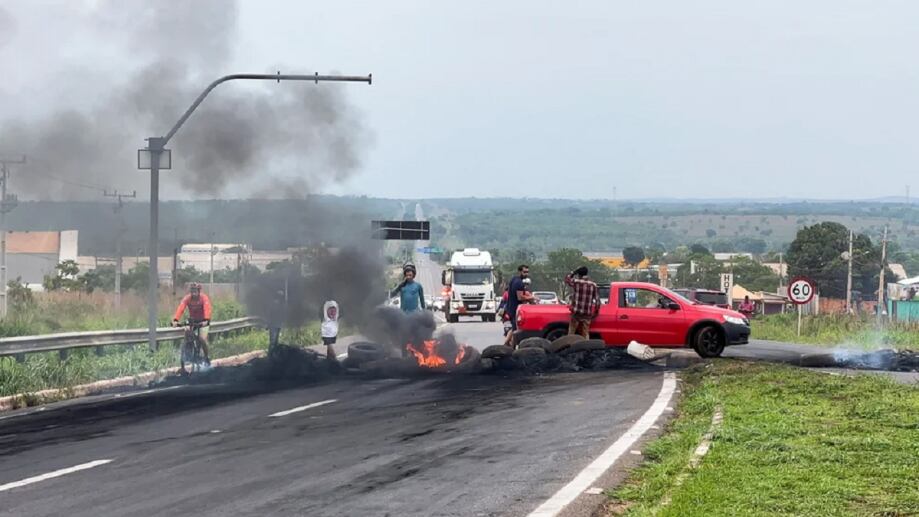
[730,256,780,293]
[81,265,115,293]
[42,260,84,292]
[690,244,711,256]
[706,229,717,238]
[673,253,723,289]
[622,246,645,267]
[7,277,34,311]
[785,222,884,298]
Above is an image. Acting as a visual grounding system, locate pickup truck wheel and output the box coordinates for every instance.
[544,327,568,342]
[693,326,725,358]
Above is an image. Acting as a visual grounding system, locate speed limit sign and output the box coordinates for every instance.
[787,277,815,305]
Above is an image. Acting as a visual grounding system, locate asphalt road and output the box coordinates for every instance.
[0,320,670,517]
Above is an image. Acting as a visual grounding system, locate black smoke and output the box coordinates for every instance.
[0,0,370,200]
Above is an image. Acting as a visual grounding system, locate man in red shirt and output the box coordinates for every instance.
[564,266,601,339]
[172,282,213,366]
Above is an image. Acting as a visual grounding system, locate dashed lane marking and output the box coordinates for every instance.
[0,459,114,492]
[268,399,337,418]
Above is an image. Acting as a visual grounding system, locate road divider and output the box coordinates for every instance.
[268,398,337,418]
[0,459,113,492]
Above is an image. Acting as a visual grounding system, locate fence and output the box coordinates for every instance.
[0,317,261,358]
[887,300,919,323]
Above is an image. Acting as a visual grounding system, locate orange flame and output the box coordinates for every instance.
[405,340,470,369]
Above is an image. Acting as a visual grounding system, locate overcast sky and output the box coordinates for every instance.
[2,1,918,200]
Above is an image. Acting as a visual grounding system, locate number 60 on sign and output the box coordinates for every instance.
[787,277,815,305]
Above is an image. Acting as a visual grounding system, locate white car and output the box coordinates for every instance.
[432,296,446,312]
[533,291,561,304]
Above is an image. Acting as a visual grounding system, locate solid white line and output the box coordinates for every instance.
[527,372,677,517]
[268,399,337,418]
[0,459,113,492]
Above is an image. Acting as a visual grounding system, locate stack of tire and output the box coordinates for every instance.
[480,335,607,371]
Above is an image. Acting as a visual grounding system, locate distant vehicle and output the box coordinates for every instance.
[432,296,445,312]
[671,288,730,309]
[389,297,400,308]
[424,296,434,310]
[441,248,497,323]
[514,282,749,358]
[533,291,560,304]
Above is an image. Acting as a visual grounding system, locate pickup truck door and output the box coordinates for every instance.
[614,287,686,345]
[588,297,618,343]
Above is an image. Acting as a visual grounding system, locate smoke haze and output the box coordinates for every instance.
[0,0,370,200]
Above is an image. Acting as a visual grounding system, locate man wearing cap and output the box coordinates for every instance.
[391,263,426,313]
[564,266,601,338]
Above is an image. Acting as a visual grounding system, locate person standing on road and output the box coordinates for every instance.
[505,265,536,347]
[391,263,426,313]
[564,266,600,339]
[267,288,286,350]
[321,300,340,361]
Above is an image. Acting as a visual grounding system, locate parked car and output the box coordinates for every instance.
[514,282,749,357]
[671,288,730,309]
[533,291,560,304]
[432,296,446,312]
[424,296,434,310]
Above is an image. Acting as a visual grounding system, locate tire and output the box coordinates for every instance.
[692,325,725,358]
[548,334,585,354]
[513,346,548,368]
[518,337,552,351]
[544,326,568,342]
[348,341,388,364]
[482,344,514,359]
[569,339,607,353]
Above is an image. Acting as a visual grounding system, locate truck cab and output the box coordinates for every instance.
[441,248,498,323]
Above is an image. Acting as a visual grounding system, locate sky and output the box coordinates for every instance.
[1,1,918,200]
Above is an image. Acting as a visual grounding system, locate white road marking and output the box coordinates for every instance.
[268,399,337,418]
[527,372,678,517]
[0,459,113,492]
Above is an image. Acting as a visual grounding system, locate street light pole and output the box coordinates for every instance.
[0,155,25,319]
[140,72,371,351]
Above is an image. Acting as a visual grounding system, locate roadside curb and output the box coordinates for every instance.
[0,350,266,413]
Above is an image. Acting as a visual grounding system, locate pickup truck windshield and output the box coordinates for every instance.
[454,270,493,285]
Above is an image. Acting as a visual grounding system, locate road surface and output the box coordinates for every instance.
[0,319,672,517]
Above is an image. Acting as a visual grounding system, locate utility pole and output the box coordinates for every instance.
[778,252,785,291]
[209,232,216,297]
[877,226,888,323]
[104,189,136,309]
[845,229,854,314]
[0,155,26,319]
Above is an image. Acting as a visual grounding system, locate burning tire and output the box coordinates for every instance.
[348,342,387,364]
[482,344,513,359]
[548,335,585,354]
[518,337,552,352]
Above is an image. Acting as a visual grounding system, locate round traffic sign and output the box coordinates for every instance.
[787,277,815,305]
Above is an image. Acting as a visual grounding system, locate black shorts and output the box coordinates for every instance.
[322,337,337,345]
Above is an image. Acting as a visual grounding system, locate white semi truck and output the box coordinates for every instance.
[441,248,497,323]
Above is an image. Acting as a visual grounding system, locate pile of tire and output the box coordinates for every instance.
[479,335,610,372]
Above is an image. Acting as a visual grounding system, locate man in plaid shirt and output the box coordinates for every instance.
[564,266,601,338]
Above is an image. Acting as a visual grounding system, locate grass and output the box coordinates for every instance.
[608,361,919,516]
[751,313,919,350]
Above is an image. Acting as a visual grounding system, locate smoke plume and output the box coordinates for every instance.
[0,0,370,200]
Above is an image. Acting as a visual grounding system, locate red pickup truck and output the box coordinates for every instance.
[514,282,750,357]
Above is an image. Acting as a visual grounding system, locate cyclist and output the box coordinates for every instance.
[172,282,213,368]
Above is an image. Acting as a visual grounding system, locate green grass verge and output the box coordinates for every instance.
[0,323,326,397]
[609,361,919,516]
[751,313,919,350]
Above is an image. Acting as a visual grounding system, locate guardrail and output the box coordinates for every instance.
[0,317,262,357]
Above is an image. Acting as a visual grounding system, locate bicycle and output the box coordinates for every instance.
[179,320,207,375]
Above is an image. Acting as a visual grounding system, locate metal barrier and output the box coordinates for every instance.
[0,317,261,357]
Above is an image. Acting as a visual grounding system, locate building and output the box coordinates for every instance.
[6,230,78,289]
[177,244,294,273]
